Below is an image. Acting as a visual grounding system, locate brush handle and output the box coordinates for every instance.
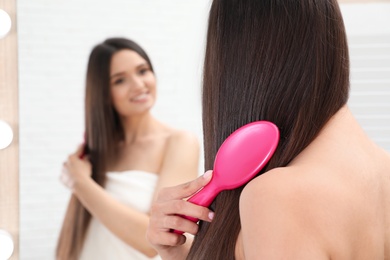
[173,181,219,234]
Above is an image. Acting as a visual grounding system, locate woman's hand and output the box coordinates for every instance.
[146,171,215,259]
[60,144,92,191]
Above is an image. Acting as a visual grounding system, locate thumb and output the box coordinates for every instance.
[75,143,86,159]
[165,170,213,200]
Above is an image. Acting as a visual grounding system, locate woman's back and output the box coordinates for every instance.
[239,106,390,259]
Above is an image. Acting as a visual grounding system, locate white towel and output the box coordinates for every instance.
[79,170,161,260]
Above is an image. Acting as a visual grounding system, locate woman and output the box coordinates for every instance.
[57,37,200,260]
[146,0,390,259]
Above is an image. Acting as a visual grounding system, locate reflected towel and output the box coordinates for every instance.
[79,170,161,260]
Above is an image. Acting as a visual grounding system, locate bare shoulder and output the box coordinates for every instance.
[158,129,199,165]
[380,147,390,165]
[240,167,331,224]
[163,129,200,171]
[241,166,332,207]
[156,129,200,187]
[240,165,358,215]
[165,129,199,151]
[154,120,200,154]
[239,167,348,259]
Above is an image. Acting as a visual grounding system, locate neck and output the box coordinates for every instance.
[120,112,159,144]
[318,105,368,142]
[293,105,374,164]
[289,105,373,165]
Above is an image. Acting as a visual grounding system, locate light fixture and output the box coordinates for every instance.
[0,230,14,259]
[0,120,13,149]
[0,9,12,39]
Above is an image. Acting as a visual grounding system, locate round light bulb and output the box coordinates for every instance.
[0,9,12,39]
[0,120,13,149]
[0,230,14,259]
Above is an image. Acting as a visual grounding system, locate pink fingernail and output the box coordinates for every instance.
[208,211,214,220]
[203,171,212,179]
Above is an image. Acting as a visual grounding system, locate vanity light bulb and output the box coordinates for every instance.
[0,230,14,259]
[0,9,12,39]
[0,120,13,149]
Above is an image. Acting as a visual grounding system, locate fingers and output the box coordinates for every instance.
[160,170,213,201]
[75,143,86,158]
[68,147,87,165]
[147,207,189,248]
[149,195,214,239]
[60,163,74,190]
[66,154,77,169]
[159,199,213,223]
[146,226,186,248]
[149,170,214,235]
[147,171,215,252]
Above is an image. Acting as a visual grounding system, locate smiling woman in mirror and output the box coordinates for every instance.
[57,37,200,260]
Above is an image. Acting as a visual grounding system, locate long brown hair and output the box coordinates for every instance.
[188,0,349,259]
[56,37,154,259]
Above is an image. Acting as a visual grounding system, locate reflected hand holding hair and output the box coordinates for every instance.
[60,144,92,191]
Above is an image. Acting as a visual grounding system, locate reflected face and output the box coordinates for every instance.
[109,50,156,117]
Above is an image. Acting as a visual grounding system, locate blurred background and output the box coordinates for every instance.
[0,0,389,259]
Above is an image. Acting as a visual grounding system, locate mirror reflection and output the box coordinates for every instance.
[18,1,209,258]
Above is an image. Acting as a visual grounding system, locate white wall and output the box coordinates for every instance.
[17,1,210,259]
[17,1,390,259]
[342,3,390,151]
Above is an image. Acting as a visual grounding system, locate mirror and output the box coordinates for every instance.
[16,1,390,258]
[17,1,210,258]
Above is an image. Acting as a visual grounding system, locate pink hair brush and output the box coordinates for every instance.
[174,121,279,234]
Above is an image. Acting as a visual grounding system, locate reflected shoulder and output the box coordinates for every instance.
[167,129,199,150]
